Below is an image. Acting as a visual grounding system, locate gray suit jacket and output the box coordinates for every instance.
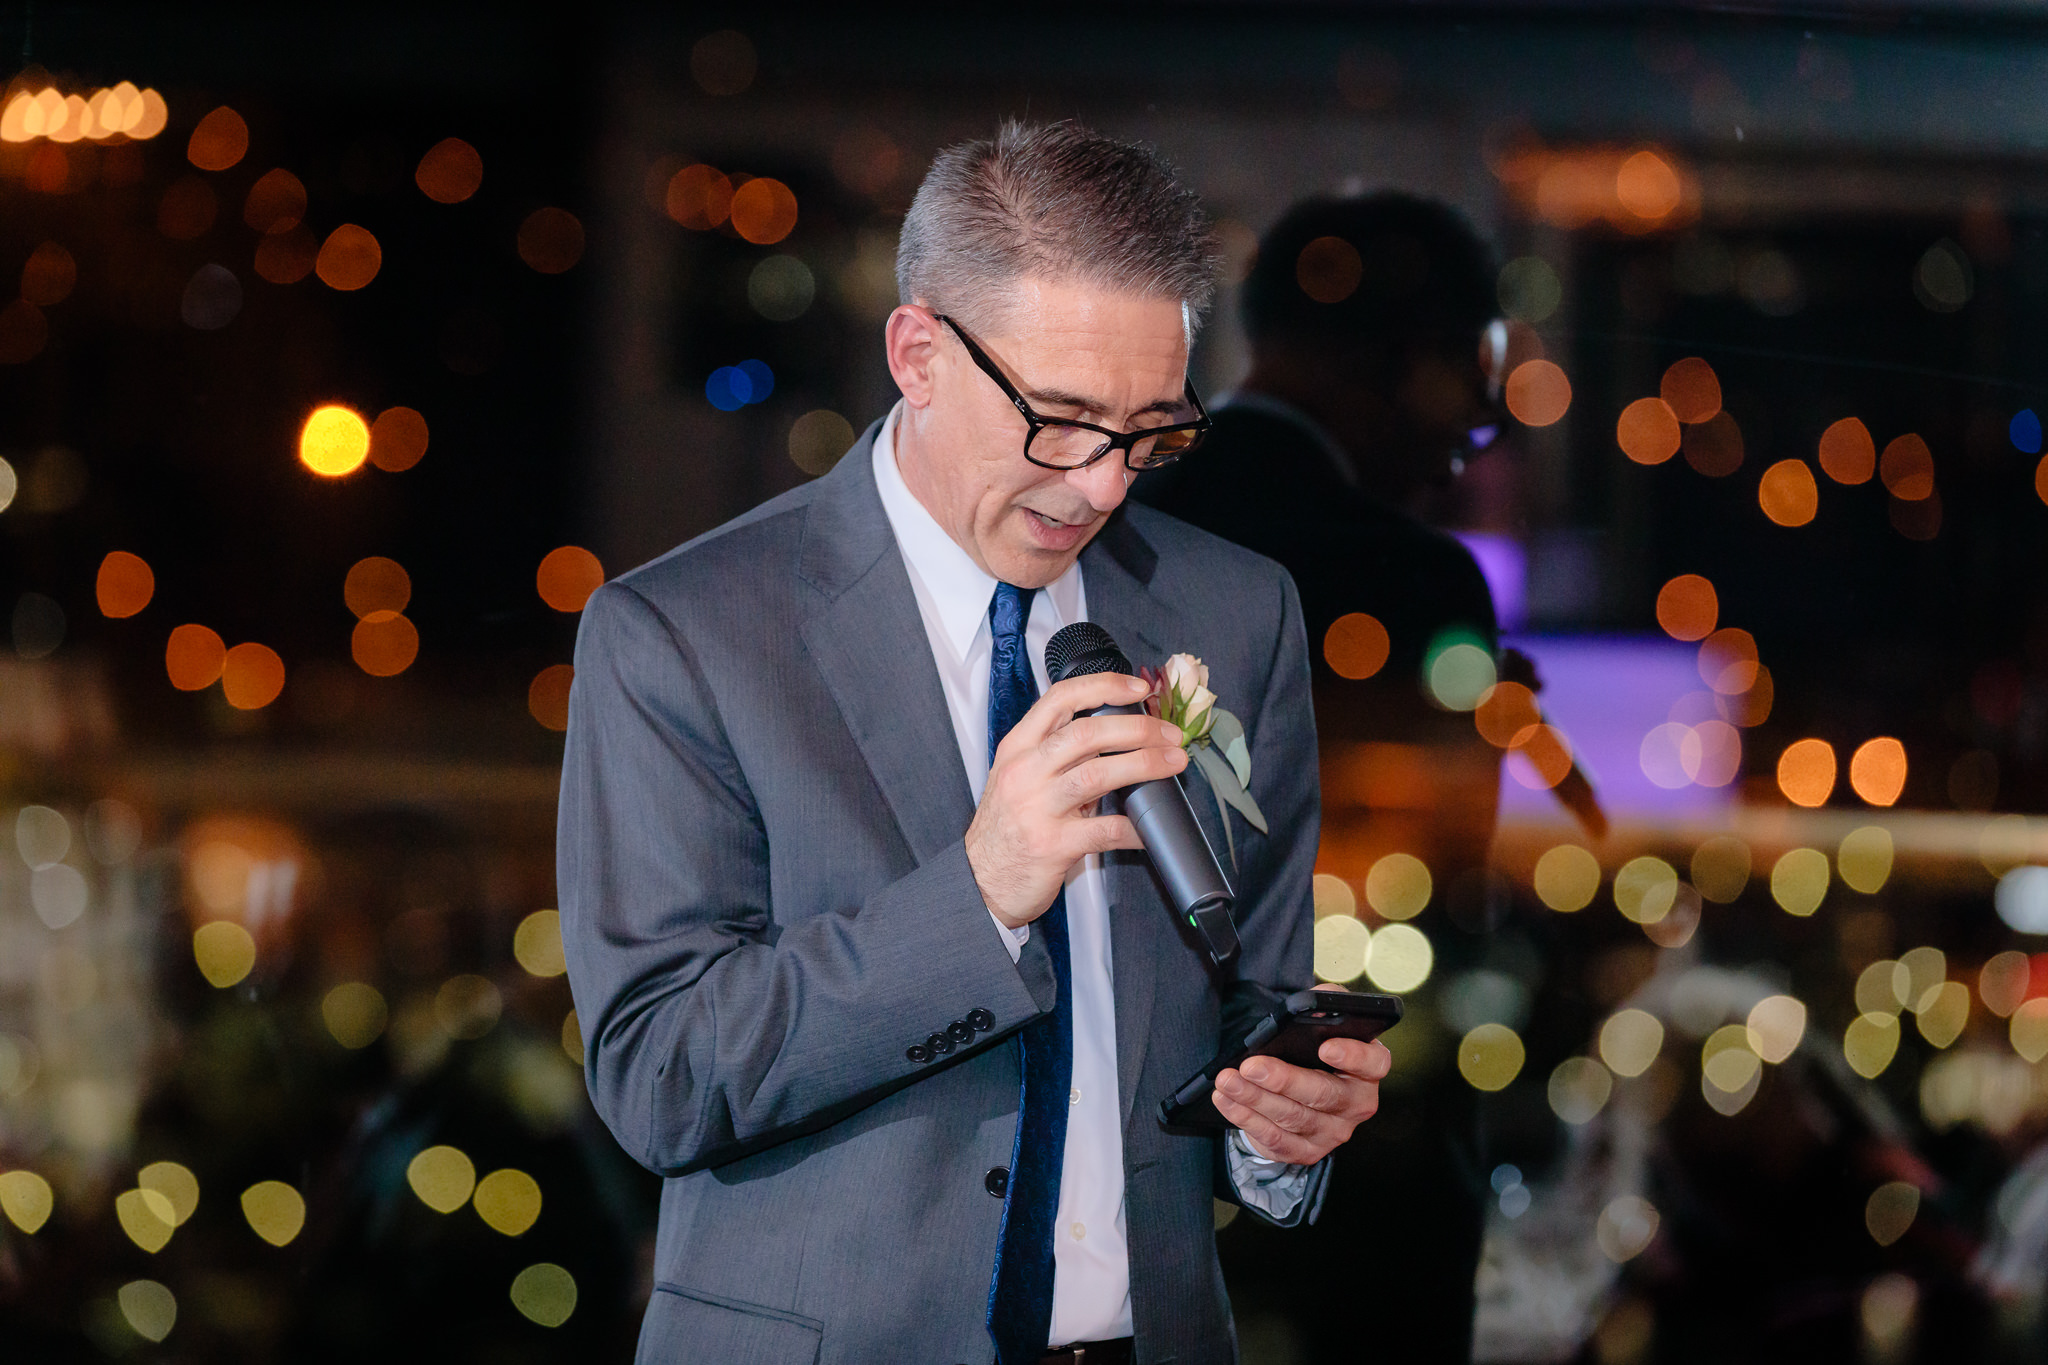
[558,422,1322,1365]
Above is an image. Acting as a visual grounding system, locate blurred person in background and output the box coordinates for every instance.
[1140,193,1510,1361]
[558,122,1391,1365]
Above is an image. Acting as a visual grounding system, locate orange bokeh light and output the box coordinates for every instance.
[166,624,227,691]
[517,207,585,274]
[20,241,76,306]
[1505,360,1571,427]
[242,168,307,234]
[1718,664,1773,727]
[1475,681,1541,748]
[1681,412,1745,477]
[369,406,429,472]
[537,547,605,613]
[1296,236,1364,304]
[666,165,734,230]
[416,137,483,204]
[351,611,419,677]
[2037,454,2048,507]
[1880,434,1935,501]
[1758,459,1819,527]
[1849,737,1908,807]
[529,665,575,731]
[97,551,155,618]
[1660,357,1721,424]
[730,177,798,245]
[1818,417,1876,484]
[344,557,411,619]
[1508,724,1574,790]
[1777,738,1837,808]
[315,225,382,291]
[1323,612,1390,680]
[254,227,318,284]
[222,643,285,710]
[186,106,248,172]
[1617,397,1680,465]
[1615,150,1682,221]
[1656,574,1718,641]
[1699,627,1759,694]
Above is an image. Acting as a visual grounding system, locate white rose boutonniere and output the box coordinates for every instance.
[1138,652,1268,868]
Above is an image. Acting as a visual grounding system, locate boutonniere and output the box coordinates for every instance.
[1138,653,1268,868]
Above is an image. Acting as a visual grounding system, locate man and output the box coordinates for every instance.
[1139,193,1507,1360]
[558,122,1391,1365]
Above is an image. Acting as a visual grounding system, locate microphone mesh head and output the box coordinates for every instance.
[1046,622,1131,683]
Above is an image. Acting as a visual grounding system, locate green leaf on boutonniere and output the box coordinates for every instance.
[1189,731,1269,879]
[1205,708,1252,789]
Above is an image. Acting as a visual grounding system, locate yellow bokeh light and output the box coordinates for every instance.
[1364,922,1433,993]
[116,1187,176,1252]
[1690,835,1752,904]
[300,405,371,477]
[0,1169,54,1233]
[1844,1012,1901,1078]
[1547,1056,1613,1124]
[1613,856,1677,925]
[1979,951,2030,1018]
[117,1279,176,1343]
[1837,826,1893,894]
[1660,357,1721,423]
[139,1162,199,1226]
[1777,738,1837,807]
[1746,995,1806,1063]
[514,909,568,977]
[1819,416,1876,484]
[1900,946,1945,1009]
[1505,359,1571,427]
[2009,999,2048,1063]
[1365,853,1431,921]
[1758,459,1819,527]
[241,1181,305,1247]
[1599,1009,1664,1078]
[1597,1195,1661,1263]
[1849,738,1907,807]
[1617,397,1680,465]
[1534,844,1601,912]
[1311,873,1356,920]
[1701,1023,1759,1094]
[193,920,256,988]
[323,982,389,1049]
[561,1008,584,1066]
[1312,914,1370,984]
[1323,612,1390,680]
[1916,982,1969,1048]
[1770,847,1830,917]
[510,1262,578,1328]
[1865,1182,1919,1247]
[1655,574,1718,642]
[408,1145,477,1213]
[436,975,502,1040]
[1457,1023,1525,1091]
[1856,959,1911,1016]
[1427,643,1496,711]
[473,1169,543,1237]
[97,551,156,618]
[344,557,411,618]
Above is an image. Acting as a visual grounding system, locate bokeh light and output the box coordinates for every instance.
[437,975,503,1040]
[788,409,855,476]
[1994,866,2048,934]
[1474,680,1540,747]
[748,255,816,321]
[538,546,605,612]
[221,643,285,710]
[116,1187,176,1253]
[1978,951,2030,1018]
[1865,1182,1920,1247]
[1296,236,1364,304]
[473,1169,543,1237]
[0,1170,53,1233]
[1615,150,1681,220]
[1879,434,1935,500]
[240,1181,305,1247]
[1547,1056,1613,1124]
[1770,847,1830,916]
[1426,641,1496,711]
[1505,359,1571,426]
[1533,844,1600,912]
[1702,1024,1760,1096]
[407,1145,477,1213]
[352,612,419,677]
[1819,416,1876,483]
[510,1262,578,1328]
[666,164,734,230]
[96,551,155,618]
[117,1280,176,1342]
[530,665,574,731]
[514,909,568,977]
[193,920,257,988]
[1697,627,1758,694]
[1777,738,1837,807]
[300,405,371,477]
[1597,1196,1660,1263]
[416,137,483,203]
[1324,612,1391,680]
[315,225,382,291]
[1313,914,1369,983]
[344,557,411,618]
[1758,458,1819,526]
[1746,995,1806,1063]
[369,407,429,472]
[1312,873,1356,920]
[1613,855,1678,924]
[1506,724,1574,790]
[1849,737,1907,806]
[518,208,585,274]
[1844,1012,1901,1078]
[1916,982,1969,1048]
[1655,574,1717,641]
[1857,959,1911,1016]
[20,241,76,306]
[165,624,227,691]
[1364,853,1431,920]
[1457,1023,1525,1091]
[1616,397,1680,464]
[1837,826,1894,894]
[1497,257,1561,322]
[730,178,799,245]
[1363,922,1432,992]
[322,982,389,1049]
[1690,835,1752,903]
[1681,411,1745,477]
[139,1162,199,1227]
[1660,357,1721,424]
[186,106,248,172]
[2011,999,2048,1063]
[242,168,306,234]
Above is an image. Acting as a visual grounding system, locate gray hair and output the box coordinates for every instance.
[895,120,1219,335]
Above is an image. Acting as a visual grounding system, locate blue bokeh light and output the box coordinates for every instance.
[2010,408,2042,455]
[705,360,776,411]
[738,359,775,402]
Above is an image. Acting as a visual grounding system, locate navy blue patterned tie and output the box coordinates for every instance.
[984,581,1074,1365]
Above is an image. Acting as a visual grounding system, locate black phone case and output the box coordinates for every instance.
[1159,987,1403,1130]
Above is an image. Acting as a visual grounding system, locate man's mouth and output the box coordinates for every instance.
[1020,506,1098,549]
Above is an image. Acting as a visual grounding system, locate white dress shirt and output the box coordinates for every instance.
[873,407,1307,1346]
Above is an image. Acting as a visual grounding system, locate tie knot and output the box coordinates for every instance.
[990,582,1032,642]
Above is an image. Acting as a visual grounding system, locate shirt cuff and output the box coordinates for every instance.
[989,909,1029,963]
[1225,1128,1311,1222]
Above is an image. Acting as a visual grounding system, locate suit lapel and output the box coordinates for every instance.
[796,427,977,866]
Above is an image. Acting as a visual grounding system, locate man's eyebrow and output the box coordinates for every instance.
[1021,386,1189,421]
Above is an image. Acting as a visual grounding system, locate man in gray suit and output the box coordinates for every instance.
[559,122,1391,1365]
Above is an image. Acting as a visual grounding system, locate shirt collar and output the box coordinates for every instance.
[871,403,1084,662]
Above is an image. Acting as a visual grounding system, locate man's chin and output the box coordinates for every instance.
[992,514,1102,586]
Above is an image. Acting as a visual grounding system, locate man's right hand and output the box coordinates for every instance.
[965,672,1190,930]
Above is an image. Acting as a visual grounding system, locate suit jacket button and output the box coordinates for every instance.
[985,1167,1009,1198]
[947,1020,975,1045]
[906,1044,932,1064]
[967,1008,994,1032]
[927,1031,954,1055]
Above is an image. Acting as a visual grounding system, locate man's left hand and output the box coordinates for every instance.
[1211,1036,1392,1167]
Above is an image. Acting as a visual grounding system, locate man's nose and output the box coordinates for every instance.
[1067,456,1132,514]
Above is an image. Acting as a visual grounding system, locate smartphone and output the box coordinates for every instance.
[1159,987,1403,1130]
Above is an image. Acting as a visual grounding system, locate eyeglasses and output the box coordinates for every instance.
[936,313,1211,472]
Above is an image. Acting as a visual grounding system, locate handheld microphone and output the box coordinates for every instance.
[1045,622,1241,967]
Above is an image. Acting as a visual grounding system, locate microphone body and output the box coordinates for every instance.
[1046,624,1241,967]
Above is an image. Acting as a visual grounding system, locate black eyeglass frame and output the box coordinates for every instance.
[936,313,1212,472]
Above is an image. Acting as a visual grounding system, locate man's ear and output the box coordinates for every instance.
[885,305,942,409]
